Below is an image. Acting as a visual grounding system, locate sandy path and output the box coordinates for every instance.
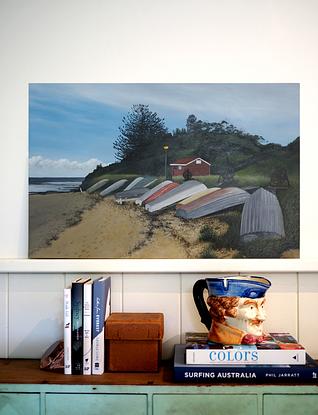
[32,197,191,258]
[29,192,99,256]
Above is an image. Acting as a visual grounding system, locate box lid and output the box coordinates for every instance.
[105,312,164,340]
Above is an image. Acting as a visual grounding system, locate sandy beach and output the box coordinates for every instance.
[29,192,219,259]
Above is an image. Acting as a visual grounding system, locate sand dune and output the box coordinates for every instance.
[29,192,231,259]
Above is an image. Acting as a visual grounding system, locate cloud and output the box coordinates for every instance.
[62,83,299,121]
[29,83,299,146]
[29,155,105,177]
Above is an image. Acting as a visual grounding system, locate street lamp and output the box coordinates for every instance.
[163,144,169,179]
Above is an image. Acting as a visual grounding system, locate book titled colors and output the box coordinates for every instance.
[186,333,306,365]
[175,344,318,383]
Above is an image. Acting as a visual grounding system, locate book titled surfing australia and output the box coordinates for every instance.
[174,345,318,383]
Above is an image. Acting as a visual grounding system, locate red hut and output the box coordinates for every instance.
[170,157,211,177]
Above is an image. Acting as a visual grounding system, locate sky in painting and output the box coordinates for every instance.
[29,83,299,177]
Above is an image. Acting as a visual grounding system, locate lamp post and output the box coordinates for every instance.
[163,144,169,179]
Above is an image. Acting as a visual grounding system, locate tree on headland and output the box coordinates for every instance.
[113,104,169,163]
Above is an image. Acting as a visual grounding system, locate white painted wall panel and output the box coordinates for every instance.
[262,273,298,338]
[8,274,64,358]
[0,274,8,358]
[299,272,318,359]
[0,272,317,360]
[122,274,180,359]
[108,274,123,313]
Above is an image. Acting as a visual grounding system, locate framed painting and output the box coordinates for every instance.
[28,83,299,260]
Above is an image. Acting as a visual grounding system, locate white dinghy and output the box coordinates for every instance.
[145,180,207,213]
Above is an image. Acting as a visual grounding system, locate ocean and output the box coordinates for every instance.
[29,177,84,194]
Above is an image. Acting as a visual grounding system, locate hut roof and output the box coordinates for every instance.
[170,157,211,166]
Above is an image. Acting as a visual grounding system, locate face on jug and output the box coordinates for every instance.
[193,276,271,345]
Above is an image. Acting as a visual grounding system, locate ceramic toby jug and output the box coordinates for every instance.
[193,276,271,345]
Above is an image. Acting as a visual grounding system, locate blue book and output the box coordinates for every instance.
[174,345,318,383]
[92,276,111,375]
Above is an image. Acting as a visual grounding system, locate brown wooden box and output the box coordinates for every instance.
[105,312,164,372]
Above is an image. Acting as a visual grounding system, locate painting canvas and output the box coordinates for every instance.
[29,83,299,259]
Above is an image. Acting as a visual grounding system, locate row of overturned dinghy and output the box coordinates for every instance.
[85,177,286,242]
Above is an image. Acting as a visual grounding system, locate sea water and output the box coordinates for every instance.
[29,177,84,193]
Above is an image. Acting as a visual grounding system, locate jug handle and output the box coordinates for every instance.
[193,279,212,330]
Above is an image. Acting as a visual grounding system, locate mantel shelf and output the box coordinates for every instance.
[1,359,318,389]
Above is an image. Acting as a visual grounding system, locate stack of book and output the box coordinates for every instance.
[174,332,318,383]
[63,276,111,375]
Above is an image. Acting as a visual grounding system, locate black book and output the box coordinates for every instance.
[174,344,318,384]
[71,277,90,374]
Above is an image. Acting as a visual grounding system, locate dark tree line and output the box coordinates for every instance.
[113,104,169,162]
[107,104,297,177]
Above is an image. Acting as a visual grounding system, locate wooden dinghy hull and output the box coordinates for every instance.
[100,179,128,197]
[86,179,109,193]
[240,187,285,242]
[176,187,250,219]
[115,187,148,204]
[145,180,207,213]
[143,182,179,205]
[176,187,220,209]
[135,180,173,205]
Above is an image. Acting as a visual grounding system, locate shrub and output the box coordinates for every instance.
[200,245,219,258]
[199,225,217,243]
[240,238,289,258]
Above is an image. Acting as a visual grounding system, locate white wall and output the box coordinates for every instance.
[1,1,318,362]
[0,0,318,261]
[1,272,317,360]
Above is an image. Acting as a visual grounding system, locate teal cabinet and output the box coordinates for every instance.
[264,394,318,415]
[153,394,258,415]
[45,393,147,415]
[0,393,40,415]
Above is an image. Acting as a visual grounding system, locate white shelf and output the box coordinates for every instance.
[0,258,317,274]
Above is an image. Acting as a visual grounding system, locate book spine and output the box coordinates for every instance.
[83,281,92,375]
[174,364,318,383]
[63,288,72,375]
[92,277,111,375]
[71,282,85,374]
[186,348,306,365]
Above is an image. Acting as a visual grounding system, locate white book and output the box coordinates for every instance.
[186,346,306,365]
[92,276,111,375]
[63,288,72,374]
[83,280,93,375]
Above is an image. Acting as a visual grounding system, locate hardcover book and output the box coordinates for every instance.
[92,276,111,375]
[71,277,91,375]
[174,344,318,383]
[186,332,306,365]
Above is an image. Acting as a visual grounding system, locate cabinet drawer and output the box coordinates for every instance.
[264,394,318,415]
[153,394,257,415]
[45,393,147,415]
[0,393,40,415]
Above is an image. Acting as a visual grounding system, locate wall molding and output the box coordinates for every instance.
[0,259,318,273]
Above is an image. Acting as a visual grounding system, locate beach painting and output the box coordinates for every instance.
[29,84,300,259]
